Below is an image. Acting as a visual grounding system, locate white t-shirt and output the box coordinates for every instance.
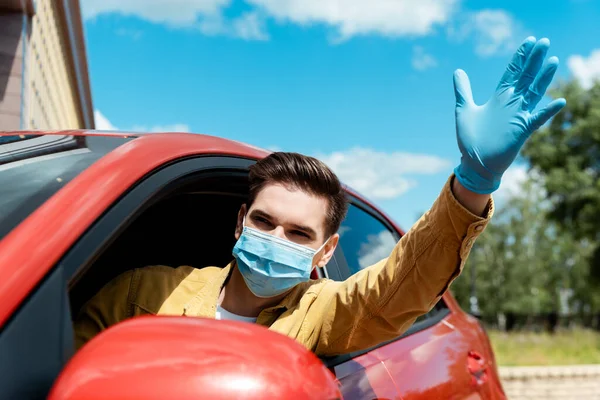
[215,304,257,324]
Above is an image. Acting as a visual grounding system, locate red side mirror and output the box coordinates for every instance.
[49,316,341,400]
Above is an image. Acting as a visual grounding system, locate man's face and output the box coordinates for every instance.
[235,183,338,267]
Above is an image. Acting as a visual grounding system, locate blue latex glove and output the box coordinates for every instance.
[454,36,567,194]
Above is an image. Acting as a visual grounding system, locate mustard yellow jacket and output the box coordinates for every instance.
[73,176,493,356]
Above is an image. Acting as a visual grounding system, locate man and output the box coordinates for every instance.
[74,37,565,356]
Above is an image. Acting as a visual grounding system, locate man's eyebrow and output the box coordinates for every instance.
[289,223,317,237]
[250,209,272,220]
[250,209,317,238]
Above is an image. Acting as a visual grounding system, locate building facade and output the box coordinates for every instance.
[0,0,94,131]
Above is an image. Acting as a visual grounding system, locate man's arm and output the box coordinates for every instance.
[73,270,134,350]
[312,175,491,356]
[311,36,565,356]
[73,265,203,349]
[452,179,490,217]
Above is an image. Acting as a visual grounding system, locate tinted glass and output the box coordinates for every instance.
[0,134,135,240]
[338,204,399,276]
[338,205,447,324]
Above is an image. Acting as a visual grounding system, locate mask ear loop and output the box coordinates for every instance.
[312,236,332,269]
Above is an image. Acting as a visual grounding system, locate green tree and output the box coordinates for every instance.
[451,178,593,331]
[522,79,600,324]
[523,80,600,272]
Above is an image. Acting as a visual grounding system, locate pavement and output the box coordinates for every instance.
[499,365,600,399]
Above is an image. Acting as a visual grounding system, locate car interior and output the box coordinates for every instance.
[68,172,250,319]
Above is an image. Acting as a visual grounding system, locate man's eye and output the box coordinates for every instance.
[292,230,310,238]
[254,216,271,226]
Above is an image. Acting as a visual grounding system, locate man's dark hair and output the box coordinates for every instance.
[248,152,349,238]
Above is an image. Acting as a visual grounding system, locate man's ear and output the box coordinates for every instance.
[235,204,247,240]
[315,234,339,268]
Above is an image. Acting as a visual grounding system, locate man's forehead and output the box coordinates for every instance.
[251,184,328,232]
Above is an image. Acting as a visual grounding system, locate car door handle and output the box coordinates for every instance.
[467,350,488,385]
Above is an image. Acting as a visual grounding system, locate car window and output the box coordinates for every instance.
[337,204,399,276]
[0,134,135,240]
[337,204,448,323]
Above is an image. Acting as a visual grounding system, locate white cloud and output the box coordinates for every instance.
[94,109,190,132]
[195,11,269,39]
[357,230,398,268]
[568,49,600,90]
[412,46,437,71]
[247,0,458,42]
[493,165,551,212]
[232,11,269,41]
[82,0,458,42]
[449,9,522,57]
[82,1,524,55]
[115,27,143,40]
[83,0,268,40]
[131,124,191,132]
[82,0,230,27]
[495,164,528,200]
[317,147,451,201]
[94,110,118,130]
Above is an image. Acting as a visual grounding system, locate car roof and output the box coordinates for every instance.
[0,129,272,158]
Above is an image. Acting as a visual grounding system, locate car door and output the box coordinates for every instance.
[324,199,497,399]
[0,141,256,399]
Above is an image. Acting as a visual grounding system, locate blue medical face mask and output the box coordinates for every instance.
[232,219,330,298]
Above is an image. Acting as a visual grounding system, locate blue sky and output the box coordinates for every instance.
[81,0,600,229]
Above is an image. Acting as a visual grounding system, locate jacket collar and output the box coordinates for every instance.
[183,260,310,318]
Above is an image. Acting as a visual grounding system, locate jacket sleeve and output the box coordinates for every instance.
[315,175,493,356]
[72,270,134,350]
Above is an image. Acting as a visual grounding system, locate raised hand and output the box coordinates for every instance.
[453,36,566,194]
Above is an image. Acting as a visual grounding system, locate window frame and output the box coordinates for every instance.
[321,194,450,368]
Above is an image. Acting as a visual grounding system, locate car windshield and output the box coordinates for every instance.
[0,134,135,240]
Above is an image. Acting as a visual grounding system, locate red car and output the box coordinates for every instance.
[0,131,506,399]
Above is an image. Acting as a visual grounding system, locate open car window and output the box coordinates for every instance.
[67,158,254,320]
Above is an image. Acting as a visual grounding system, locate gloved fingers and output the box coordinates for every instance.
[529,98,566,131]
[497,36,536,89]
[515,38,550,94]
[453,69,475,107]
[524,56,560,110]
